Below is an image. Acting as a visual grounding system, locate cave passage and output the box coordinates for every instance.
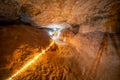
[0,0,120,80]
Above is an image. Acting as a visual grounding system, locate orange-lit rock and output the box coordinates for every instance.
[0,24,50,79]
[0,0,119,33]
[0,0,120,80]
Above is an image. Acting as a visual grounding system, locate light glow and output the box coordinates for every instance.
[7,40,54,80]
[7,23,66,80]
[48,31,53,36]
[53,28,57,31]
[47,24,65,41]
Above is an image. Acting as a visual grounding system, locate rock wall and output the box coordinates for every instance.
[0,0,120,80]
[0,25,51,79]
[0,0,120,33]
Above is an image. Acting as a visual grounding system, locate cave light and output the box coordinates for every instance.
[7,39,54,80]
[7,24,65,80]
[48,31,53,36]
[47,23,65,41]
[53,28,57,31]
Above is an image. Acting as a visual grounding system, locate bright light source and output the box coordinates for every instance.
[7,40,54,80]
[46,23,67,41]
[53,28,57,31]
[46,24,65,30]
[48,31,53,36]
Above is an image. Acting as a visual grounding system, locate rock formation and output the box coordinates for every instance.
[0,0,120,80]
[0,0,120,32]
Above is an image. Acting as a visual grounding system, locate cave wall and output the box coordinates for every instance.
[0,0,120,80]
[0,0,120,32]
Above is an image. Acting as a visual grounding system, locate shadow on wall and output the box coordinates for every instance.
[0,25,51,79]
[104,0,120,56]
[0,14,41,27]
[104,0,120,33]
[86,1,120,80]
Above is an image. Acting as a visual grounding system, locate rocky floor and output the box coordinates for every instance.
[0,25,119,80]
[0,0,120,80]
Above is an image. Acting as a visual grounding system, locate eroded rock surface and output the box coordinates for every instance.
[0,0,120,32]
[0,0,120,80]
[0,25,50,79]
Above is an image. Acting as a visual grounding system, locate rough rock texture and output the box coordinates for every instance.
[0,0,120,32]
[11,44,82,80]
[60,29,120,80]
[0,0,21,23]
[0,25,51,79]
[0,26,119,80]
[0,0,120,80]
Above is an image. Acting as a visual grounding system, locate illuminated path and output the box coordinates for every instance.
[7,39,55,80]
